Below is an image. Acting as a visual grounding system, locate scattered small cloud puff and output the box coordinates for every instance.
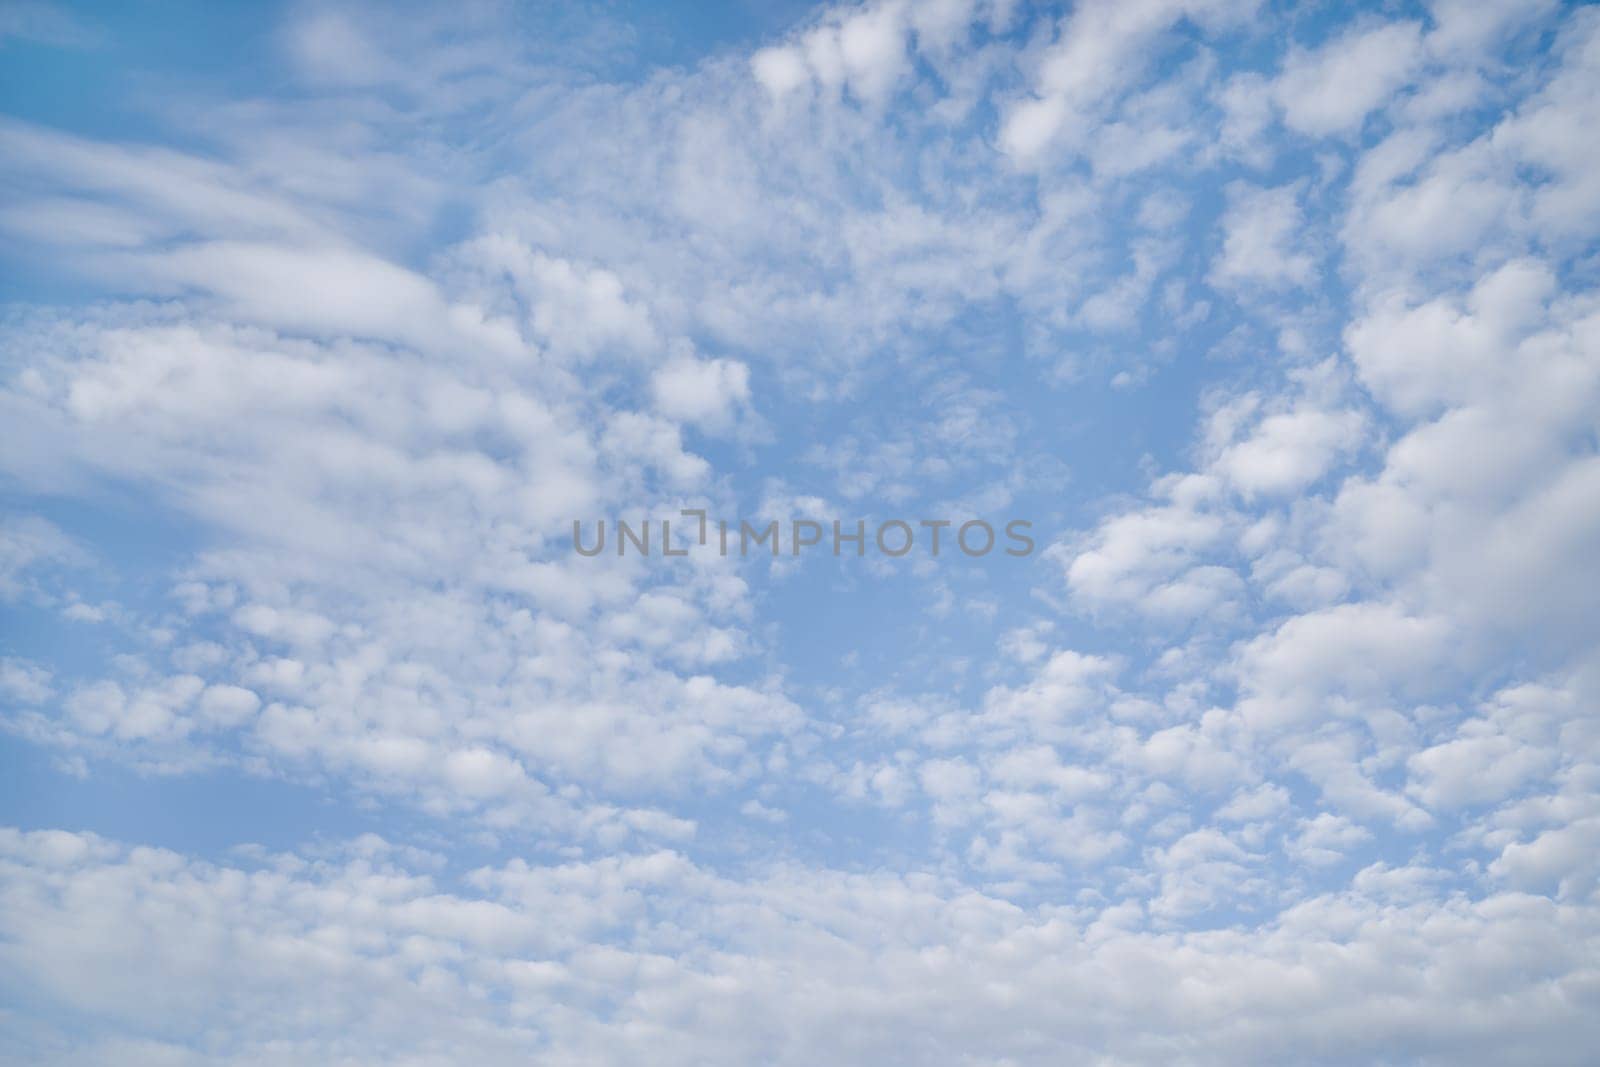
[1,0,1598,1063]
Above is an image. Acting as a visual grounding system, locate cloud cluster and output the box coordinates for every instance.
[4,827,1597,1066]
[1,0,1598,1061]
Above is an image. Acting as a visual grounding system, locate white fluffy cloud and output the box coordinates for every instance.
[2,0,1599,1061]
[1274,20,1423,137]
[650,355,751,428]
[3,827,1599,1065]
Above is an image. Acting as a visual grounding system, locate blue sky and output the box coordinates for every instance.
[2,0,1599,1063]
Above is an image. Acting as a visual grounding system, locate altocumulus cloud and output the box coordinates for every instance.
[0,0,1598,1063]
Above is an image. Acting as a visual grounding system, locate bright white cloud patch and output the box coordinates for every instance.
[1274,20,1424,137]
[1,0,1598,1063]
[651,354,751,428]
